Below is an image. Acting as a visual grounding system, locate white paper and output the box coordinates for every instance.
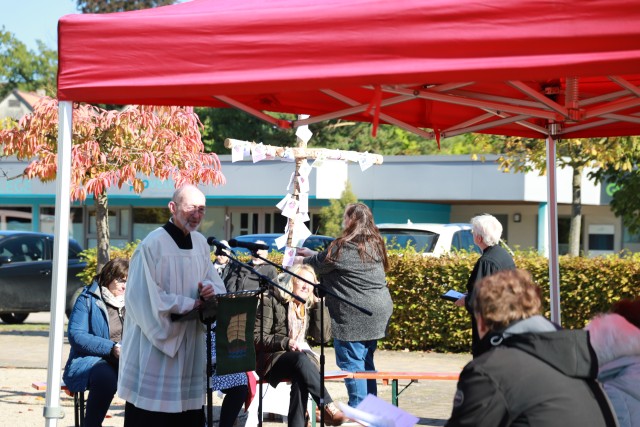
[298,193,309,213]
[345,151,361,162]
[251,143,267,163]
[231,143,244,163]
[265,145,276,160]
[298,160,312,178]
[276,193,292,210]
[275,233,288,250]
[299,212,310,222]
[282,247,296,267]
[338,394,419,427]
[296,126,313,144]
[291,221,312,247]
[299,341,320,361]
[297,175,310,193]
[281,198,300,219]
[359,153,375,171]
[286,172,295,190]
[282,147,296,162]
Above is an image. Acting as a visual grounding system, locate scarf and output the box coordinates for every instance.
[287,301,307,345]
[101,286,125,309]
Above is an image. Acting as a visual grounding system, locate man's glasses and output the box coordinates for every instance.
[181,204,206,215]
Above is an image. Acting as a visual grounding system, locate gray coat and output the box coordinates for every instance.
[304,242,393,342]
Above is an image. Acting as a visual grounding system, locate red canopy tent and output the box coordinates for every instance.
[44,0,640,424]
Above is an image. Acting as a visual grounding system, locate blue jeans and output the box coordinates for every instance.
[333,339,378,407]
[85,360,118,427]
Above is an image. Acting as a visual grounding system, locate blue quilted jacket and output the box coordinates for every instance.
[62,282,115,392]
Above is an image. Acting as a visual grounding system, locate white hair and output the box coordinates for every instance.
[585,313,640,366]
[470,214,503,246]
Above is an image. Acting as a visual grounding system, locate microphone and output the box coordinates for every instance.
[228,239,269,251]
[207,237,230,250]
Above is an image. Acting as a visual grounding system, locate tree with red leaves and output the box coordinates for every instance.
[0,97,225,271]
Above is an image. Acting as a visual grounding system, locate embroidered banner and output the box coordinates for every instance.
[215,293,258,375]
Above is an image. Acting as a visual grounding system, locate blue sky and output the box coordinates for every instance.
[2,0,79,51]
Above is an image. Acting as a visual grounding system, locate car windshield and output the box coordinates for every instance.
[380,229,438,253]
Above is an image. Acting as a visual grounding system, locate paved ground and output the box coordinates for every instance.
[0,313,470,427]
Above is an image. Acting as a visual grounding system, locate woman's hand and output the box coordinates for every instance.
[111,343,121,359]
[296,247,317,257]
[288,340,301,352]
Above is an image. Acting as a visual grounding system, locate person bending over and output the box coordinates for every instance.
[296,203,393,408]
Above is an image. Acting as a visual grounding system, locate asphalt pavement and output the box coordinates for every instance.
[0,313,470,427]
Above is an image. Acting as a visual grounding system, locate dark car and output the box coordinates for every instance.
[230,233,335,255]
[0,231,87,324]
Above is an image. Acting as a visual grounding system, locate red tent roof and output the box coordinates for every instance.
[57,0,640,138]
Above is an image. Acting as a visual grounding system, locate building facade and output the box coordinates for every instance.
[0,154,634,256]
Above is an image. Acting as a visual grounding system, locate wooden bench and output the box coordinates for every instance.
[350,371,459,406]
[32,381,85,427]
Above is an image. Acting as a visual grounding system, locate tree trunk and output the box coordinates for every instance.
[95,190,111,273]
[568,165,582,257]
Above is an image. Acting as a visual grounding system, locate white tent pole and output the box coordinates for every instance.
[44,100,73,427]
[545,135,561,325]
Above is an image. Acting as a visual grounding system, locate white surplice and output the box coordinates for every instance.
[118,227,225,412]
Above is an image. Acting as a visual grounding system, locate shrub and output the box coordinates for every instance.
[77,243,640,353]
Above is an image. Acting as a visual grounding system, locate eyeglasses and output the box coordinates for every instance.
[181,204,206,215]
[116,278,127,284]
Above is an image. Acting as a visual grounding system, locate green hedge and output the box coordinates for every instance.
[79,245,640,353]
[384,250,640,352]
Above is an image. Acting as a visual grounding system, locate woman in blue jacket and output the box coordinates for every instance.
[63,258,128,427]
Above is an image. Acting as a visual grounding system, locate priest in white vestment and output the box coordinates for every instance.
[118,185,225,426]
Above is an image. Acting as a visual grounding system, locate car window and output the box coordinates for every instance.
[380,230,437,253]
[0,235,46,262]
[452,230,480,253]
[303,237,332,252]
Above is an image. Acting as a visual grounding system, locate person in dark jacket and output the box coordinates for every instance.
[213,239,234,284]
[446,269,618,427]
[63,258,129,427]
[255,264,345,427]
[455,214,515,357]
[296,203,393,407]
[226,240,278,292]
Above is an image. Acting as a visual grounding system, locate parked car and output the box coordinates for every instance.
[0,231,87,324]
[229,233,335,255]
[377,222,481,256]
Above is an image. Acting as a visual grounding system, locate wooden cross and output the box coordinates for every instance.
[224,137,383,253]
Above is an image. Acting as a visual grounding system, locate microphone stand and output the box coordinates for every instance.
[214,244,304,427]
[249,251,372,426]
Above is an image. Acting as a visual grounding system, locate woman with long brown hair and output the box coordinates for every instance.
[296,202,393,407]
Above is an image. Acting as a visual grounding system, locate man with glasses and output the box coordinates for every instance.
[118,184,226,427]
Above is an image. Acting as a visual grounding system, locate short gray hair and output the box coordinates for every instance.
[470,214,502,246]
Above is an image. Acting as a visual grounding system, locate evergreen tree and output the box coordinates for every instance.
[318,182,358,237]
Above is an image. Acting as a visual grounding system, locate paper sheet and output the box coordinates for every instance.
[338,394,419,427]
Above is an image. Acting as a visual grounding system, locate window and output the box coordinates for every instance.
[0,208,32,231]
[452,230,479,253]
[133,208,170,242]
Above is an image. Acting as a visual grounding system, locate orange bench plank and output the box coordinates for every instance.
[32,381,74,396]
[352,371,459,385]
